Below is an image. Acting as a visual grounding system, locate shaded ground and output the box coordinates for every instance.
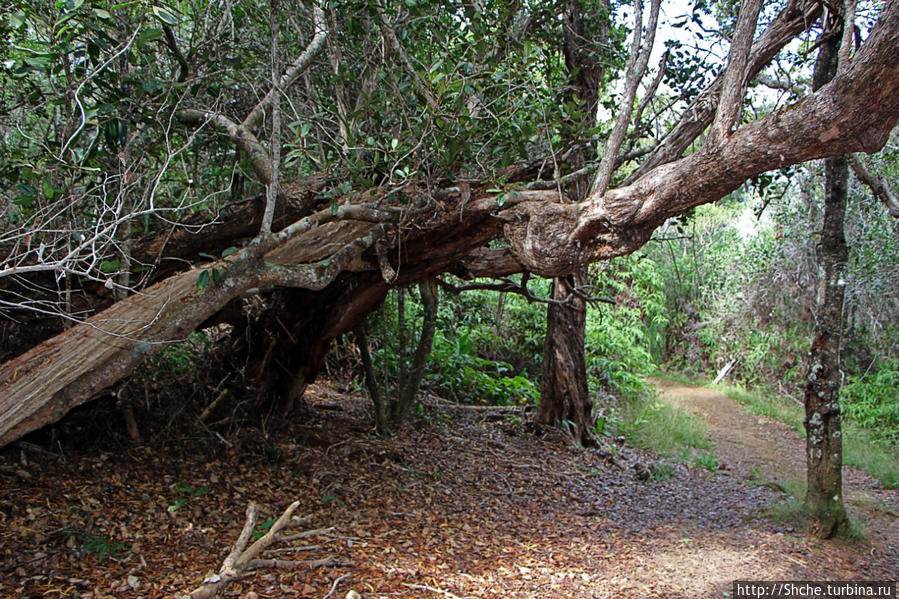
[1,381,896,598]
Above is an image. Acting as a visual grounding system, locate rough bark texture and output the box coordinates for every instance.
[1,1,898,447]
[539,274,591,441]
[538,0,607,445]
[803,152,850,538]
[625,0,822,183]
[803,16,849,538]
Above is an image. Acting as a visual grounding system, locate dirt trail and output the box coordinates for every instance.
[653,378,899,568]
[1,381,897,598]
[652,378,806,487]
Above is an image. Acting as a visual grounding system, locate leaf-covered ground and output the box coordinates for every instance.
[1,381,896,598]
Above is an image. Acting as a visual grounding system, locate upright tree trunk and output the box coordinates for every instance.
[803,152,849,538]
[538,0,608,445]
[803,15,849,538]
[394,278,438,422]
[354,321,388,435]
[540,273,592,441]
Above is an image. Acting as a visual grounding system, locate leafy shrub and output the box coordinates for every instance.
[841,364,899,445]
[427,329,538,405]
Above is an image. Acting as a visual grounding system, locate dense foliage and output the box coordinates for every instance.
[1,0,896,453]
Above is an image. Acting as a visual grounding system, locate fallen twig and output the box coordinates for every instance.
[183,501,348,598]
[401,582,471,599]
[323,572,351,599]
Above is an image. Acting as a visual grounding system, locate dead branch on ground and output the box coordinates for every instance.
[183,501,351,599]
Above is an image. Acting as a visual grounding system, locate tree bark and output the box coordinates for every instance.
[539,0,608,445]
[354,321,387,435]
[625,0,822,184]
[803,151,850,538]
[394,278,438,422]
[803,12,850,538]
[1,1,898,447]
[539,274,591,443]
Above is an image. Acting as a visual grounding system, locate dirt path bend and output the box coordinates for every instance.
[653,378,899,569]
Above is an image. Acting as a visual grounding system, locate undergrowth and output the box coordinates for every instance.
[613,387,715,464]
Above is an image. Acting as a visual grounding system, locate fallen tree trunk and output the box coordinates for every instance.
[1,0,898,448]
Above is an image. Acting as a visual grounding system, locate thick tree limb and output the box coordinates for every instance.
[0,219,382,446]
[504,1,899,276]
[625,0,823,184]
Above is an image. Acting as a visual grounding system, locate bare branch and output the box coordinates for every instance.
[178,6,327,188]
[708,0,763,145]
[242,6,329,131]
[161,25,190,82]
[438,274,615,306]
[258,0,282,239]
[177,109,274,185]
[630,50,669,146]
[591,0,661,195]
[375,5,440,112]
[838,0,858,71]
[850,154,899,218]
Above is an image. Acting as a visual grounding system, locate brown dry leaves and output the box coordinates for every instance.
[1,382,895,598]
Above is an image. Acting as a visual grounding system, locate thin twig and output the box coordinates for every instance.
[323,573,351,599]
[401,582,471,599]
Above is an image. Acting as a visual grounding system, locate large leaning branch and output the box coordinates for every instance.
[177,109,274,185]
[502,0,899,275]
[625,0,823,184]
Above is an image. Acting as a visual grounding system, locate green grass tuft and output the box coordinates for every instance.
[616,389,714,459]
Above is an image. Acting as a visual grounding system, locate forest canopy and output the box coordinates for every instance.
[0,0,898,449]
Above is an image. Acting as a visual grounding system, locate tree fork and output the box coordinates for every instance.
[1,1,898,447]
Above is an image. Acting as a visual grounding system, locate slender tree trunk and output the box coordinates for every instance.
[803,13,849,538]
[394,278,438,422]
[803,151,850,538]
[354,321,388,435]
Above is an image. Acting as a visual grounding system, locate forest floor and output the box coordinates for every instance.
[1,380,897,599]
